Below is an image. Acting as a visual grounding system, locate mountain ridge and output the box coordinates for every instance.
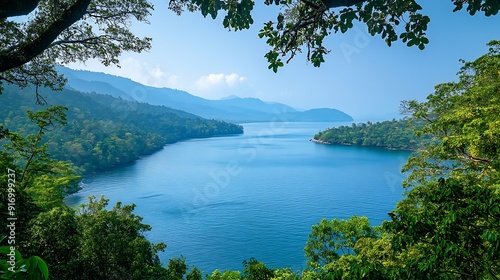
[58,66,353,123]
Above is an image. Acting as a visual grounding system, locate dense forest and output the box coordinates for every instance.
[313,119,424,150]
[0,85,243,174]
[1,42,498,279]
[1,0,500,276]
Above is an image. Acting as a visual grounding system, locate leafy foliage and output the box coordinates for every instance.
[0,107,194,279]
[206,269,242,280]
[400,41,500,188]
[0,0,153,102]
[18,196,172,280]
[304,216,377,269]
[169,0,499,71]
[21,207,79,279]
[382,40,500,279]
[242,258,275,280]
[76,196,168,279]
[2,105,80,210]
[0,246,48,280]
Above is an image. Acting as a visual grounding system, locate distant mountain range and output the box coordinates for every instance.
[57,67,353,123]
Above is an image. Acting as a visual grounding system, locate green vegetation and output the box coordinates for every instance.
[313,119,423,150]
[1,0,500,278]
[302,40,500,279]
[0,0,153,102]
[0,245,48,280]
[0,85,243,174]
[0,107,200,279]
[0,40,497,279]
[172,0,499,71]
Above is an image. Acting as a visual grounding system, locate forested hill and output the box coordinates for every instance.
[313,119,423,150]
[59,67,354,123]
[0,85,243,173]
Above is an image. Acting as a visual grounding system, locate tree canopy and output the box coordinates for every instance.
[381,40,500,279]
[170,0,499,71]
[0,0,153,102]
[313,118,424,150]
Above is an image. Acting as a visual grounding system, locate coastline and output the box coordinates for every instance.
[310,138,414,151]
[309,138,332,145]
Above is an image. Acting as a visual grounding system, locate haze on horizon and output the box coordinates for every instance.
[68,0,500,120]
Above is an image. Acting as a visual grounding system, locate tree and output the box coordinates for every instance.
[271,268,300,280]
[76,195,168,280]
[22,207,80,280]
[0,0,153,103]
[3,106,80,210]
[242,258,275,280]
[170,0,499,71]
[206,269,242,280]
[0,106,78,252]
[383,40,500,279]
[166,257,188,280]
[186,266,203,280]
[302,216,398,279]
[304,216,376,269]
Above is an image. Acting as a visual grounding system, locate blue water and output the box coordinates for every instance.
[65,122,410,273]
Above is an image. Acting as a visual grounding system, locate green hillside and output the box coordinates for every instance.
[0,85,243,173]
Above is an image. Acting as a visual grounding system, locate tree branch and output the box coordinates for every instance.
[0,0,92,73]
[49,36,107,48]
[0,0,40,19]
[300,0,321,9]
[462,152,491,164]
[322,0,366,9]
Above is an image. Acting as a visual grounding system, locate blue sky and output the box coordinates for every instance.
[68,0,500,120]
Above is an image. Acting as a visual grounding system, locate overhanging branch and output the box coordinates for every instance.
[322,0,366,9]
[0,0,92,73]
[0,0,40,19]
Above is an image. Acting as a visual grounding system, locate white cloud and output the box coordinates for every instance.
[194,73,247,90]
[225,73,247,86]
[67,60,250,100]
[149,66,165,80]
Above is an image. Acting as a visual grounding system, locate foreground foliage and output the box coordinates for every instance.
[0,0,153,102]
[1,0,498,106]
[2,42,500,279]
[305,40,500,280]
[386,40,500,279]
[171,0,499,71]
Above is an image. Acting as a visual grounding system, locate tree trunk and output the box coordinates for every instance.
[0,0,92,73]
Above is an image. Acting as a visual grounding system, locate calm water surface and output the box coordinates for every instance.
[66,122,411,273]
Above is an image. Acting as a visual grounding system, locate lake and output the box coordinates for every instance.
[65,122,411,273]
